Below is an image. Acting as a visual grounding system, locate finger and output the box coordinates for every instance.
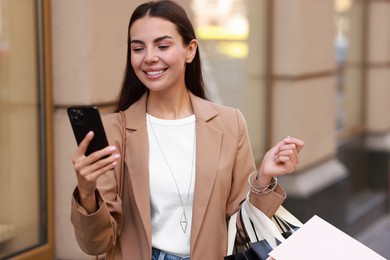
[73,146,118,178]
[275,154,297,168]
[275,149,294,159]
[275,142,298,158]
[77,153,119,185]
[73,145,115,172]
[275,146,300,167]
[271,139,289,157]
[274,155,289,163]
[86,153,120,176]
[277,143,298,153]
[274,156,296,174]
[80,159,118,183]
[84,145,118,165]
[77,160,117,196]
[284,137,304,152]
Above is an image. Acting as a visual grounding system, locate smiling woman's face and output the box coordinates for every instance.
[129,16,197,94]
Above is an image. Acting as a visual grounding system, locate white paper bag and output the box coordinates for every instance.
[269,215,386,260]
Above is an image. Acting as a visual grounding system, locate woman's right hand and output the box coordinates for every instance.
[71,131,120,212]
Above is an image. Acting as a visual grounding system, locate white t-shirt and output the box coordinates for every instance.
[147,113,196,256]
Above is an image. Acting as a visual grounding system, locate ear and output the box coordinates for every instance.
[186,39,198,63]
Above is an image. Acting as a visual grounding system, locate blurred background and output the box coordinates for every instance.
[0,0,389,259]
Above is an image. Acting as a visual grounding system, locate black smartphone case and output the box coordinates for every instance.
[67,106,109,156]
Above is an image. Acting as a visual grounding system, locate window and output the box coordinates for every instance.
[334,0,366,136]
[0,0,53,258]
[191,0,268,159]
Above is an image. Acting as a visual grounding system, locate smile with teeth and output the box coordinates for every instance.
[145,69,166,76]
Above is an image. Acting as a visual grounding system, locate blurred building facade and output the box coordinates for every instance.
[0,0,389,259]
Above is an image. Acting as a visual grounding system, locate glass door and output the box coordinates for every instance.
[0,0,53,259]
[191,0,269,159]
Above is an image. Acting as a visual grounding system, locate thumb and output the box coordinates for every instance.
[75,131,94,157]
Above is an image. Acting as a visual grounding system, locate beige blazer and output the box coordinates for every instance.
[71,92,286,259]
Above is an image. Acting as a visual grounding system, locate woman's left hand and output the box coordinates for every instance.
[257,136,304,185]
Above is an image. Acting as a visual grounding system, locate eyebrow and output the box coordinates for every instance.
[129,35,174,44]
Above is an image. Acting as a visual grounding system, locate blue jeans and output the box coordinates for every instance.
[152,248,190,260]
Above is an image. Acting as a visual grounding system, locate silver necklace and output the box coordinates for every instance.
[147,113,196,233]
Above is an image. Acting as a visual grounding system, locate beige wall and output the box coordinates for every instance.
[271,0,337,168]
[51,1,138,258]
[52,1,130,106]
[341,1,365,131]
[366,1,390,133]
[245,0,268,159]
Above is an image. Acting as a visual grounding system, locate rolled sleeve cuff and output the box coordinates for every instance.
[72,188,105,215]
[248,184,286,218]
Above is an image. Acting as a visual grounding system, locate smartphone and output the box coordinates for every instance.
[67,106,109,156]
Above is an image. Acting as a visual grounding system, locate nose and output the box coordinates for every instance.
[144,49,158,63]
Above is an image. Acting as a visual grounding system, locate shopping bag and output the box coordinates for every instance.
[268,215,387,260]
[225,193,303,260]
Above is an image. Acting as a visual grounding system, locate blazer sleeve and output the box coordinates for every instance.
[227,109,286,243]
[70,113,123,255]
[228,109,286,217]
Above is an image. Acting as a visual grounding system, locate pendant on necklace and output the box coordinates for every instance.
[180,212,188,233]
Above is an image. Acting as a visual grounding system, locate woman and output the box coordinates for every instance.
[70,1,304,259]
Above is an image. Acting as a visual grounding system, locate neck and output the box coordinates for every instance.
[147,89,193,119]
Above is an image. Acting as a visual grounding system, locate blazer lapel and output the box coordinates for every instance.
[122,92,223,252]
[189,93,222,251]
[123,94,152,246]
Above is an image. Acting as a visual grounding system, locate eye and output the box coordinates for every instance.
[131,46,144,53]
[158,45,169,50]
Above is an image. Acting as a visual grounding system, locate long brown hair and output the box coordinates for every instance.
[115,0,207,112]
